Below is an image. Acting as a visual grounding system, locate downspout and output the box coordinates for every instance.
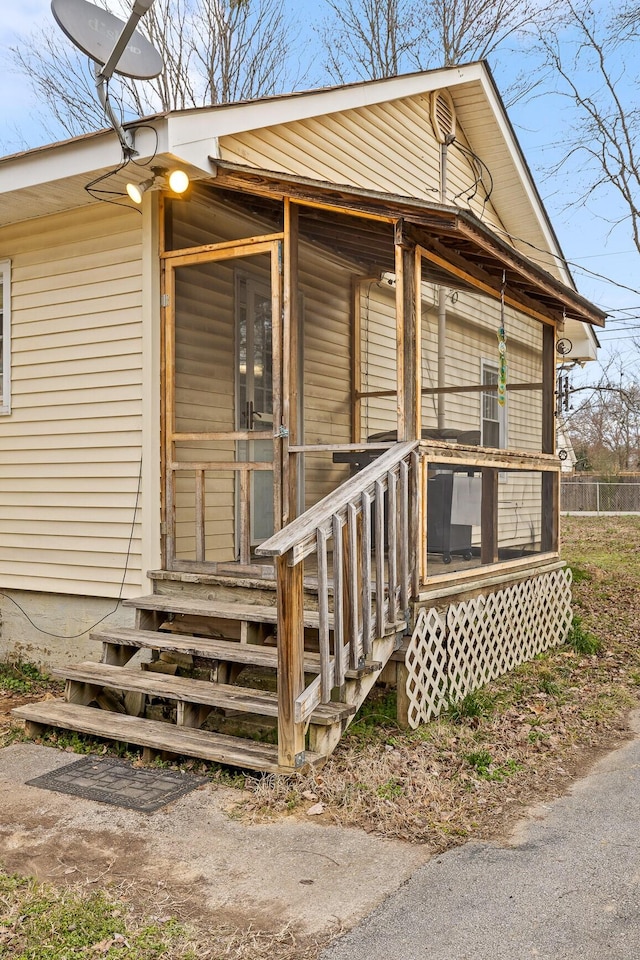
[437,138,452,431]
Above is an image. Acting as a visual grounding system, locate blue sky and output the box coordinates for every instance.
[1,0,638,379]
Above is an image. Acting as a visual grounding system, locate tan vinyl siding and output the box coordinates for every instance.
[0,204,144,598]
[220,94,507,236]
[359,281,397,439]
[300,244,352,508]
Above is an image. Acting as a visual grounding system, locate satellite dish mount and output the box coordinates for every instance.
[51,0,163,156]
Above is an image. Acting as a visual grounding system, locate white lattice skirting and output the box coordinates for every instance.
[405,567,573,729]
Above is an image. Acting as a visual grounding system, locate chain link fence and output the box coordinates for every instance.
[561,481,640,513]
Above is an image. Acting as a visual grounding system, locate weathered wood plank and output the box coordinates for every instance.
[361,489,373,657]
[93,626,327,672]
[121,594,331,629]
[276,553,306,768]
[347,501,361,669]
[481,467,499,565]
[399,458,410,612]
[332,513,345,686]
[195,469,205,563]
[316,527,332,702]
[13,700,321,773]
[387,468,398,624]
[375,479,386,640]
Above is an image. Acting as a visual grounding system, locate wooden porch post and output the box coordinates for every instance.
[394,220,420,441]
[542,323,559,552]
[481,467,499,564]
[276,552,306,769]
[395,221,406,441]
[283,200,300,525]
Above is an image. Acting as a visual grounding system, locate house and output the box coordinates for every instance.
[2,62,605,771]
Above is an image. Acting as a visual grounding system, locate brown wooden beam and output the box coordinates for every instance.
[481,468,499,564]
[542,472,559,553]
[418,241,561,327]
[542,324,556,456]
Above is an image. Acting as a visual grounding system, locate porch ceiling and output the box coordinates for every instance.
[209,160,606,328]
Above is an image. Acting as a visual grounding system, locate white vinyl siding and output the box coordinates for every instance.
[0,259,10,415]
[0,205,144,598]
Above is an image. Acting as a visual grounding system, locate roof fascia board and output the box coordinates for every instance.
[0,123,169,195]
[166,62,486,144]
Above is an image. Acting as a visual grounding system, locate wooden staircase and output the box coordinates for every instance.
[13,443,419,773]
[13,584,402,773]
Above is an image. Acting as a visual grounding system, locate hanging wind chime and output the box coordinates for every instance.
[497,272,507,406]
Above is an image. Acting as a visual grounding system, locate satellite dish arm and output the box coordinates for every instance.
[95,0,157,157]
[95,64,135,156]
[97,0,156,82]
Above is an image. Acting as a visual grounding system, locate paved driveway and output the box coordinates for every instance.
[322,712,640,960]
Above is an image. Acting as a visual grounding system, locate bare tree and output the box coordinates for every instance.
[8,0,300,141]
[534,0,640,254]
[319,0,570,84]
[421,0,564,67]
[565,356,640,471]
[319,0,424,83]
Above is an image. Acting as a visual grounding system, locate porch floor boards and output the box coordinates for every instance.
[150,549,485,596]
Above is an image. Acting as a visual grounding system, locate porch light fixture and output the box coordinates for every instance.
[126,167,190,204]
[126,177,154,204]
[168,169,190,194]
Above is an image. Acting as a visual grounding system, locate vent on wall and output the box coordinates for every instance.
[430,89,456,144]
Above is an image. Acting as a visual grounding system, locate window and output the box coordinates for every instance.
[481,359,506,448]
[0,260,10,415]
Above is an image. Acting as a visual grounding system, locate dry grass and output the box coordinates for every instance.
[241,515,640,848]
[0,870,325,960]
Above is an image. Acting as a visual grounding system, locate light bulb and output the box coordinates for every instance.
[168,169,189,194]
[126,177,153,204]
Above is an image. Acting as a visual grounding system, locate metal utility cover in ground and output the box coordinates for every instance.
[26,756,207,812]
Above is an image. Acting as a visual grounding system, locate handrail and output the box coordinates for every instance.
[256,440,418,559]
[267,440,419,770]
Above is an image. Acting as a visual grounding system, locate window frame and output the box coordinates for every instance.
[0,259,11,416]
[480,358,506,449]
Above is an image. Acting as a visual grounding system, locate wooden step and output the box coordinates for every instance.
[122,594,331,630]
[91,626,330,674]
[54,662,356,726]
[11,701,321,773]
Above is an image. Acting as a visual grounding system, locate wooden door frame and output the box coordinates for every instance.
[161,234,284,571]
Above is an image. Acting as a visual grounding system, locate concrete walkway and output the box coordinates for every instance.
[322,712,640,960]
[0,742,428,940]
[3,714,640,957]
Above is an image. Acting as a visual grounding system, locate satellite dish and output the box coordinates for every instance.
[51,0,163,79]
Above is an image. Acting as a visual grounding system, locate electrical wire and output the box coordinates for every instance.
[84,101,160,213]
[84,156,141,213]
[487,221,640,302]
[0,459,143,640]
[450,140,494,215]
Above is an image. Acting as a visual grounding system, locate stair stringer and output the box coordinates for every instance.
[307,630,404,759]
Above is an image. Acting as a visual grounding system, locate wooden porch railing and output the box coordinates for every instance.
[256,441,420,770]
